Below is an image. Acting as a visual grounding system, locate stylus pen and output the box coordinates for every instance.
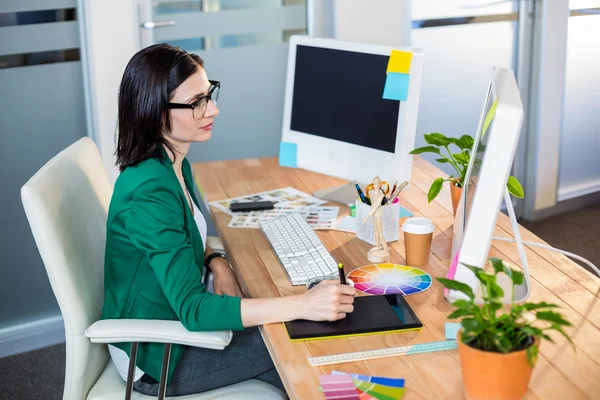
[338,263,347,285]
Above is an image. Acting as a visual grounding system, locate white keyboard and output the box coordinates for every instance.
[260,214,339,286]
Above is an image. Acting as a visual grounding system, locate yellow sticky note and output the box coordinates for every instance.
[387,50,412,74]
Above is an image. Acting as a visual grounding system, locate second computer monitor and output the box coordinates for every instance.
[281,36,424,203]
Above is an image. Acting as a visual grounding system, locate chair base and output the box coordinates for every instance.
[87,362,287,400]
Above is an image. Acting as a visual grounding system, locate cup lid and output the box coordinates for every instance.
[402,217,435,234]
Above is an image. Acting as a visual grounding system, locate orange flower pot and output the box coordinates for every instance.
[457,330,538,400]
[450,182,462,216]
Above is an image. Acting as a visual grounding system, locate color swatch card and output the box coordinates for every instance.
[319,374,360,400]
[323,371,405,400]
[353,379,405,400]
[227,205,339,229]
[332,371,405,388]
[347,263,432,296]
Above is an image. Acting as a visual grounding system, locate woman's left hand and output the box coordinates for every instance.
[210,258,244,298]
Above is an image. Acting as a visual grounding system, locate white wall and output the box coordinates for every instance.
[332,0,411,46]
[79,0,139,183]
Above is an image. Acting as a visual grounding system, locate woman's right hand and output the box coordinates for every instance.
[300,280,356,321]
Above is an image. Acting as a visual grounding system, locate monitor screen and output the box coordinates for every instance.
[290,45,400,154]
[451,83,498,259]
[463,88,497,231]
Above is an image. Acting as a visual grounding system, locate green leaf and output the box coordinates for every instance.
[453,153,469,165]
[488,299,503,313]
[409,146,441,155]
[456,135,475,150]
[435,158,450,164]
[452,299,473,309]
[507,176,525,198]
[552,324,576,350]
[536,311,572,326]
[489,258,505,274]
[461,318,482,334]
[511,268,524,286]
[495,335,513,353]
[482,99,498,138]
[521,302,560,311]
[447,308,474,319]
[486,280,504,299]
[527,344,539,366]
[490,258,524,286]
[436,277,475,300]
[427,178,444,203]
[520,325,543,337]
[424,133,454,147]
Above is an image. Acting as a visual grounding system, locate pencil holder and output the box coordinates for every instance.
[355,200,400,246]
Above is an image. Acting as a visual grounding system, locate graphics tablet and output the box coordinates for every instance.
[285,294,422,341]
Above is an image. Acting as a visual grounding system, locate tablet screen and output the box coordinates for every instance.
[285,294,422,341]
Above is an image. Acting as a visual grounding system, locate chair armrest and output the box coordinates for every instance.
[85,319,233,350]
[206,235,225,253]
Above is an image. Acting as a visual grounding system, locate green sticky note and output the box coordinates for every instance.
[383,73,410,101]
[279,141,297,168]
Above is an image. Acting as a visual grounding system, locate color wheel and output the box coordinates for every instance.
[348,263,432,296]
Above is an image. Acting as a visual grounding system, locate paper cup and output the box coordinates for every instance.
[402,217,434,266]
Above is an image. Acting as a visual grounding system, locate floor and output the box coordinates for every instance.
[0,343,65,400]
[1,203,598,400]
[520,203,600,274]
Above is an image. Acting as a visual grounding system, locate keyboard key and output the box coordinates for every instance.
[261,213,338,286]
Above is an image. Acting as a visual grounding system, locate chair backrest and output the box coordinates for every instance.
[21,137,113,400]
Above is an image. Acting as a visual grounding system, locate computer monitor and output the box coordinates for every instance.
[447,66,530,303]
[281,36,424,204]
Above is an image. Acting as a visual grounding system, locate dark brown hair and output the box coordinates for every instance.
[115,43,204,171]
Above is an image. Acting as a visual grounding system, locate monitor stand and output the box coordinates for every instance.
[313,182,367,205]
[488,189,532,303]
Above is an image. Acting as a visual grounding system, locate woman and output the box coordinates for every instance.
[100,43,356,397]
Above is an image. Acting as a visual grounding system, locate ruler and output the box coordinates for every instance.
[308,340,458,367]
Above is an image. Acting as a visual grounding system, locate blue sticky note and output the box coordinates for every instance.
[279,141,297,168]
[445,322,461,340]
[383,72,410,101]
[400,207,413,218]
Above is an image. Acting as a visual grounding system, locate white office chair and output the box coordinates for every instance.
[21,137,286,400]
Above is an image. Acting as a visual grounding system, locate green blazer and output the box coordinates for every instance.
[100,153,243,384]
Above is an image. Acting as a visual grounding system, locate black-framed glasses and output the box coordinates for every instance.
[168,80,220,120]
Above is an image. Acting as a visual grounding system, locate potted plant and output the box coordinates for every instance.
[437,258,574,400]
[409,133,524,215]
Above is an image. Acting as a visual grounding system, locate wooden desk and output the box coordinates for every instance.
[194,156,600,400]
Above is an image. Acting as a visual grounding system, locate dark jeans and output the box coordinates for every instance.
[133,327,284,396]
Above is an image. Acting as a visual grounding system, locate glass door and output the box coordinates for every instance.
[521,0,600,218]
[137,0,308,162]
[557,0,600,202]
[410,0,523,212]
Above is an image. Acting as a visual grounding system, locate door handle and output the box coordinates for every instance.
[141,20,176,29]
